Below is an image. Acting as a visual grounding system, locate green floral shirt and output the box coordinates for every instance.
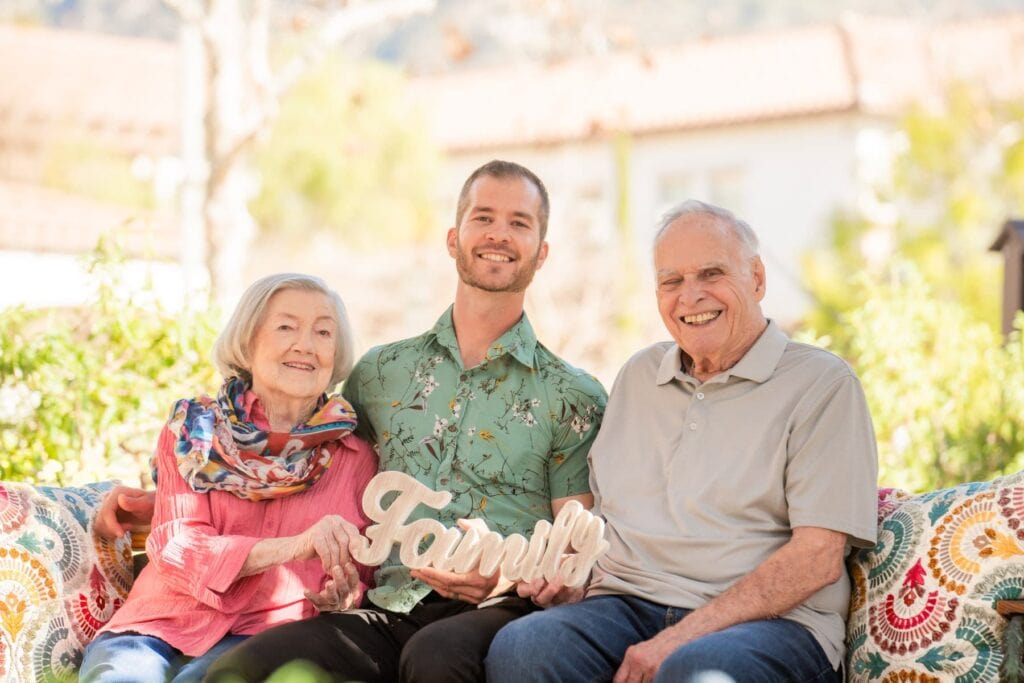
[343,306,607,613]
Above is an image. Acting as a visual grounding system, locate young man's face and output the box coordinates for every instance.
[447,175,548,294]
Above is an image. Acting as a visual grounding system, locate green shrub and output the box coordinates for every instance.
[0,240,218,485]
[802,265,1024,491]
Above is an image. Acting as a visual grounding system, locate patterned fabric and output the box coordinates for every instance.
[846,471,1024,681]
[0,480,133,682]
[167,378,357,501]
[343,306,606,613]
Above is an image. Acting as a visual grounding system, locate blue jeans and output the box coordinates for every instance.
[80,631,249,683]
[485,595,840,683]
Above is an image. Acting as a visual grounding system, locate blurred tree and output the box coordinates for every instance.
[801,266,1024,492]
[0,237,219,486]
[167,0,434,309]
[250,56,438,247]
[802,84,1024,350]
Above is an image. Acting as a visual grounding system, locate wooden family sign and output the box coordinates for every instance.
[349,471,609,587]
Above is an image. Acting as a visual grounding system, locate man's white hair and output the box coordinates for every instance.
[653,199,760,258]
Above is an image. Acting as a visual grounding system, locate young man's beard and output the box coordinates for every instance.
[454,242,542,293]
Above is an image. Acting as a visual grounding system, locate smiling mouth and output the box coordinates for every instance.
[478,252,515,263]
[681,311,722,325]
[283,362,316,371]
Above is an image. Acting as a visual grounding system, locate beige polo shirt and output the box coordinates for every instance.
[587,321,878,668]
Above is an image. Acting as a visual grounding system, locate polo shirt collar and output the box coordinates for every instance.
[656,320,788,385]
[429,305,539,369]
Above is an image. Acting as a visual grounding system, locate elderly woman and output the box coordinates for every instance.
[80,273,378,683]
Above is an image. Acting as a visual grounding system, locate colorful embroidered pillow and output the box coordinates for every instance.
[846,471,1024,681]
[0,481,133,682]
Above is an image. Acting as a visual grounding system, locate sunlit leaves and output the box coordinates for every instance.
[0,238,218,485]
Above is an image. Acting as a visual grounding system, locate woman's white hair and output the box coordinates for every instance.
[212,273,355,389]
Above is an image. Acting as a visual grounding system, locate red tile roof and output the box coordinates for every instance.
[407,13,1024,151]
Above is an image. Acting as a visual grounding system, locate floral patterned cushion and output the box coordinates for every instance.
[0,481,133,681]
[846,471,1024,681]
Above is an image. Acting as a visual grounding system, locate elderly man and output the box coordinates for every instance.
[486,200,878,682]
[98,160,606,682]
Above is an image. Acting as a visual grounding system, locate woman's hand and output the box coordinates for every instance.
[294,515,362,572]
[240,515,362,579]
[305,562,362,612]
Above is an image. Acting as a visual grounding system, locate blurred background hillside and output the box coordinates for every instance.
[1,0,1023,491]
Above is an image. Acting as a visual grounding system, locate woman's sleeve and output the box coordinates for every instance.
[145,426,263,612]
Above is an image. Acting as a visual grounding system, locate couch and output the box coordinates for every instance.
[3,472,1024,682]
[0,481,134,681]
[845,468,1024,682]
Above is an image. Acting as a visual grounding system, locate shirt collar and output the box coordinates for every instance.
[429,305,539,369]
[656,320,788,385]
[239,389,271,430]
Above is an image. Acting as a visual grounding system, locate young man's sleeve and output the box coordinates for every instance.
[546,374,608,500]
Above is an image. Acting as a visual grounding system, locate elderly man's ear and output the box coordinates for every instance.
[753,257,767,300]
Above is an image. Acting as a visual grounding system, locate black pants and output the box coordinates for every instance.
[203,594,537,683]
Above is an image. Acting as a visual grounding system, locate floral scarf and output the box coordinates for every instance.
[164,377,358,501]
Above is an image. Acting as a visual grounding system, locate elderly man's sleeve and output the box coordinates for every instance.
[785,370,879,548]
[547,374,608,499]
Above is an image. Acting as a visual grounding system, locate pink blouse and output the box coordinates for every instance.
[100,406,378,656]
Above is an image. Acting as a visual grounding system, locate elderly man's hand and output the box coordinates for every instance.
[613,625,689,683]
[305,561,362,612]
[94,486,155,539]
[515,575,585,608]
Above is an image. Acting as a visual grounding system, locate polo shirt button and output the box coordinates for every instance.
[695,392,705,400]
[689,422,697,431]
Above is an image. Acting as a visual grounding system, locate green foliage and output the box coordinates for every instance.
[802,266,1024,492]
[0,238,218,485]
[265,660,337,683]
[800,85,1024,488]
[802,85,1024,346]
[251,56,439,247]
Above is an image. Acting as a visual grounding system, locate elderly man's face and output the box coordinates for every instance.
[655,214,766,375]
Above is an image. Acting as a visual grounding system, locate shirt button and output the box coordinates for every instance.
[695,392,705,400]
[689,422,697,431]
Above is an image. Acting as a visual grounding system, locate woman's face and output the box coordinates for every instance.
[249,288,337,410]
